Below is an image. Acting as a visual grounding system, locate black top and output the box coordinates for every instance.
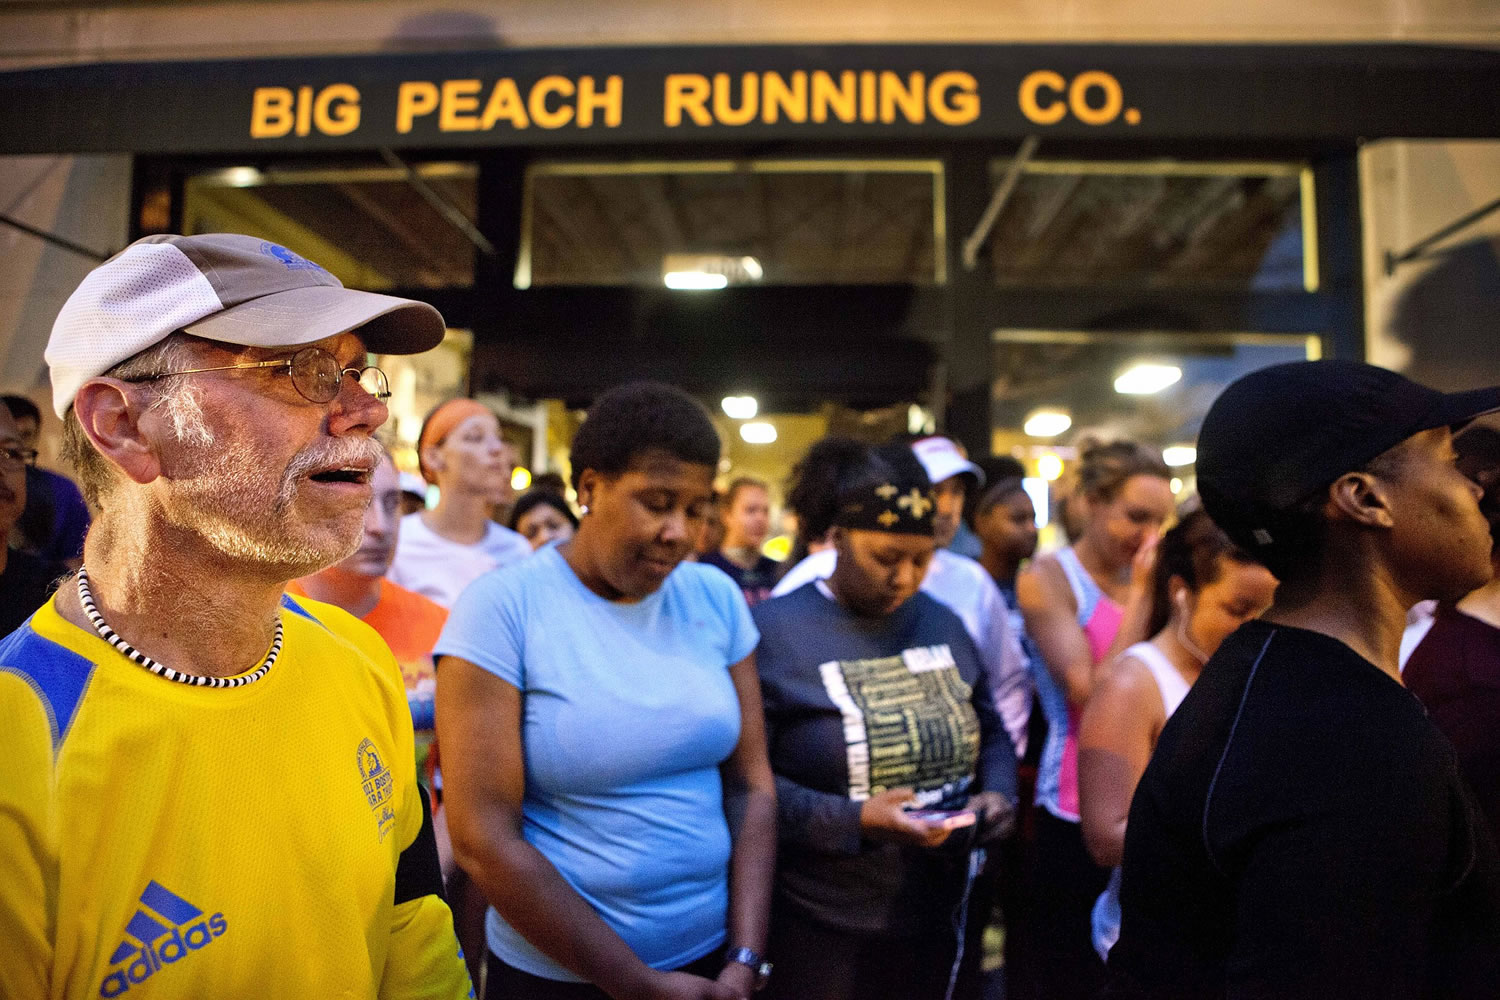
[1105,620,1500,1000]
[1,548,66,637]
[700,550,780,606]
[753,582,1017,936]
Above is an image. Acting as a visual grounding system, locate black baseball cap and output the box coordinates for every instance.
[1196,360,1500,572]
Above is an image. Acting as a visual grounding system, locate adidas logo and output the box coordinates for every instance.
[99,881,226,997]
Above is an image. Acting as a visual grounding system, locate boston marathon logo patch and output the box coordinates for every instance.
[258,241,324,272]
[99,881,226,996]
[358,737,397,842]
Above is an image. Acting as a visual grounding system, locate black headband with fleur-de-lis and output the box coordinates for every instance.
[833,479,937,536]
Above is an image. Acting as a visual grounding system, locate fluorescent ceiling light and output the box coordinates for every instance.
[1037,453,1064,481]
[1115,363,1182,395]
[1023,409,1072,438]
[740,421,778,444]
[664,271,729,290]
[721,395,758,420]
[1162,445,1197,467]
[740,256,764,280]
[1170,477,1184,494]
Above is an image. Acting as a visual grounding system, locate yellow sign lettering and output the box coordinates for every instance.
[712,73,759,127]
[396,81,440,134]
[578,75,623,128]
[478,79,529,130]
[312,83,360,136]
[528,75,576,129]
[762,71,807,124]
[1019,70,1067,125]
[250,87,295,138]
[665,74,712,127]
[1069,71,1123,125]
[880,71,925,124]
[441,79,484,131]
[930,71,980,126]
[811,70,857,124]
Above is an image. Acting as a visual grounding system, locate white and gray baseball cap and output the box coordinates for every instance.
[46,233,447,417]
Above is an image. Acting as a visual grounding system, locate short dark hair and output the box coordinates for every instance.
[975,476,1030,519]
[1,394,40,425]
[1149,506,1261,635]
[783,437,930,563]
[508,489,579,532]
[569,381,720,491]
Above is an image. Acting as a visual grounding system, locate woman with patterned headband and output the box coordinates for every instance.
[752,437,1018,1000]
[387,398,532,608]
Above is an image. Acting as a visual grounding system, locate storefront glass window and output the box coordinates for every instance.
[986,160,1315,292]
[520,160,944,288]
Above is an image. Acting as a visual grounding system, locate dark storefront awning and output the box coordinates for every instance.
[3,43,1500,155]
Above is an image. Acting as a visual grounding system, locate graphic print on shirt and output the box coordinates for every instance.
[99,881,227,997]
[817,644,979,803]
[358,737,397,842]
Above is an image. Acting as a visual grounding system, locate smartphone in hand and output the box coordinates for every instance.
[903,808,977,831]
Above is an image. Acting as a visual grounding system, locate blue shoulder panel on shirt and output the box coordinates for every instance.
[280,592,324,626]
[0,623,98,754]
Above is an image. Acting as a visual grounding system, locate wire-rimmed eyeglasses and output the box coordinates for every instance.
[130,346,391,404]
[0,446,38,470]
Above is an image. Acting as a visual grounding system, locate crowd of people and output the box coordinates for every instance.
[3,231,1500,1000]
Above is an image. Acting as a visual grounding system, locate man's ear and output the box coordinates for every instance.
[1326,470,1395,530]
[72,379,163,487]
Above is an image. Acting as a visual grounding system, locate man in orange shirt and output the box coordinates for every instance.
[290,449,447,773]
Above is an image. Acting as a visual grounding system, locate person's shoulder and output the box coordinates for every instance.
[281,592,390,661]
[752,580,825,625]
[484,521,533,558]
[671,557,744,603]
[374,579,448,638]
[0,605,102,762]
[771,549,835,596]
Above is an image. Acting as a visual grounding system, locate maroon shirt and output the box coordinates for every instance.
[1406,603,1500,845]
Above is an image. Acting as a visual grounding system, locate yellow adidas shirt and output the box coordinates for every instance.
[0,593,474,1000]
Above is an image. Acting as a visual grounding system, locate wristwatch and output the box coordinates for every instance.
[724,946,773,993]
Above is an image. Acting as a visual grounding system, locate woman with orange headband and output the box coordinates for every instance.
[388,398,532,608]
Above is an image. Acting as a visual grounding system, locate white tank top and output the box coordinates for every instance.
[1123,641,1192,717]
[1091,641,1194,961]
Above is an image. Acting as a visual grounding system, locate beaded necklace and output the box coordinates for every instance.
[75,565,281,688]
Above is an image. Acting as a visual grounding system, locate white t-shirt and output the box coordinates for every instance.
[771,547,1033,756]
[387,512,533,608]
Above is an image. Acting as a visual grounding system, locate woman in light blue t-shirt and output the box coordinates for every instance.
[435,382,777,1000]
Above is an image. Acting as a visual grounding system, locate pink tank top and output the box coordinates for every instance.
[1056,548,1124,818]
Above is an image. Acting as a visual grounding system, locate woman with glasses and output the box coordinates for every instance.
[434,382,776,1000]
[388,398,533,609]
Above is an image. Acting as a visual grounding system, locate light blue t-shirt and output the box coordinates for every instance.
[436,546,759,981]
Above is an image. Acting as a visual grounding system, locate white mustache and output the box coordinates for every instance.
[285,437,384,481]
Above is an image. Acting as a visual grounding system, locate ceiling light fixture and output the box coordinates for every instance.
[1023,409,1072,438]
[721,395,758,420]
[1162,445,1197,467]
[663,271,728,290]
[1114,363,1182,395]
[740,421,777,444]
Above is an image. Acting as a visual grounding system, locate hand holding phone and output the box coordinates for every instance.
[902,808,977,831]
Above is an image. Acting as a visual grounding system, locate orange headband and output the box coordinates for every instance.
[417,398,493,483]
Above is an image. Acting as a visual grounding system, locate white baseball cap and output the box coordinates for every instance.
[911,435,985,488]
[46,233,446,417]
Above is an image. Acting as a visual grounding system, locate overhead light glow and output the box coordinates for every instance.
[721,395,759,420]
[1037,453,1064,481]
[511,467,532,491]
[1021,478,1051,529]
[218,166,264,188]
[740,256,764,280]
[740,421,778,444]
[1115,363,1183,395]
[664,271,729,290]
[1170,477,1184,494]
[1024,409,1072,438]
[1162,445,1197,467]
